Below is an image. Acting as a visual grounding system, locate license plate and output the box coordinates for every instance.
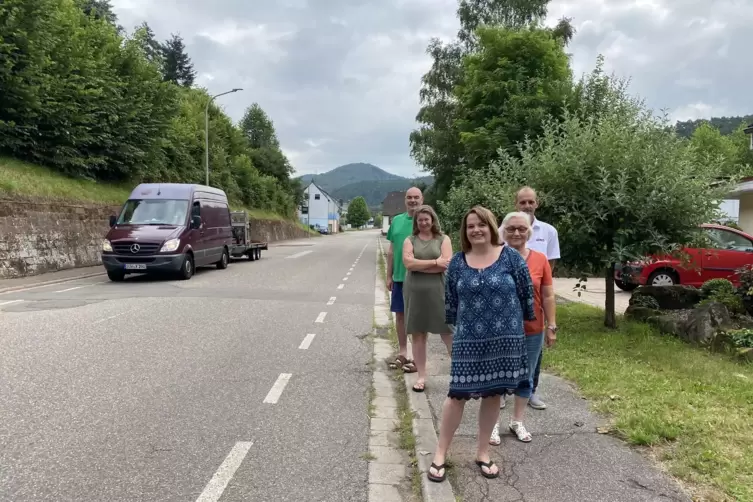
[124,263,147,270]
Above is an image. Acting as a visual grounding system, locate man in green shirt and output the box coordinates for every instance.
[386,186,423,372]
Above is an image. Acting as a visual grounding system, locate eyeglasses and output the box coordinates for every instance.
[504,226,528,235]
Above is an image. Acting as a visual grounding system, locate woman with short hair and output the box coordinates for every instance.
[489,211,557,445]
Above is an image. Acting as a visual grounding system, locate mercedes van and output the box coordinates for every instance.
[102,183,233,281]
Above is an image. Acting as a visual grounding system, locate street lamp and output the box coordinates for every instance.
[205,88,242,186]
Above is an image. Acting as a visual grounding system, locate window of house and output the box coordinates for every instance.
[314,194,320,200]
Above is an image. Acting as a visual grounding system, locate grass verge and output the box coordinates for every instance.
[0,156,314,232]
[377,238,423,500]
[547,303,753,502]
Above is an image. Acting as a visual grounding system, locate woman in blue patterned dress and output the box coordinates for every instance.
[428,206,535,483]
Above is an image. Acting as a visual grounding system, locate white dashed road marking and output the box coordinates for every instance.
[92,311,132,324]
[343,277,348,281]
[263,373,292,404]
[195,441,254,502]
[337,284,344,290]
[327,297,336,305]
[299,334,316,350]
[287,250,313,259]
[0,299,23,306]
[315,312,327,323]
[55,285,87,293]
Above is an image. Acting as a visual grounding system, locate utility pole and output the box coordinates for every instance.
[205,88,242,186]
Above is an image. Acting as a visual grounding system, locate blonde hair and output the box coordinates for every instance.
[460,206,500,252]
[515,186,537,203]
[412,205,442,236]
[501,211,533,240]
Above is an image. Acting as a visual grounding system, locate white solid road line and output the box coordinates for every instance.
[299,333,316,350]
[195,441,254,502]
[327,297,336,305]
[287,250,313,259]
[92,311,132,324]
[0,299,23,306]
[263,373,292,404]
[315,311,327,323]
[55,285,88,293]
[337,284,345,290]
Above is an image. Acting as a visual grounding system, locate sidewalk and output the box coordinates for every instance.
[408,334,689,502]
[0,266,104,294]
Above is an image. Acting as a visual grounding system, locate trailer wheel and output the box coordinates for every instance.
[255,248,261,260]
[248,249,256,261]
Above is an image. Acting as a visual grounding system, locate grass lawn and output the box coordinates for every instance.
[547,303,753,502]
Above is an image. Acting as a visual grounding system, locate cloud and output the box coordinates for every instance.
[111,0,753,177]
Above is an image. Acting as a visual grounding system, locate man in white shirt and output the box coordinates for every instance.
[499,186,560,410]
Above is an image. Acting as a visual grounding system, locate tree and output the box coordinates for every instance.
[162,33,195,87]
[78,0,122,33]
[239,104,294,182]
[453,26,572,170]
[133,22,164,70]
[409,0,575,200]
[347,197,371,228]
[373,213,384,228]
[444,66,739,328]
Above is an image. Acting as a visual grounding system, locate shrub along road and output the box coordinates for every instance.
[0,232,378,502]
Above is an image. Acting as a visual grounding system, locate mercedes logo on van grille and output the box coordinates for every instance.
[130,244,141,254]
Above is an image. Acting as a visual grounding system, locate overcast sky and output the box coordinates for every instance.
[111,0,753,178]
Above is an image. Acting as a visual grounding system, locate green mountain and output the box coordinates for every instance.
[675,114,753,138]
[297,163,434,209]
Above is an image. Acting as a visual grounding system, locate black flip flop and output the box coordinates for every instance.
[412,382,425,393]
[475,460,500,479]
[427,462,446,482]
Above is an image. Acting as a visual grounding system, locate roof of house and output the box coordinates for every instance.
[744,123,753,134]
[306,181,341,210]
[381,191,405,217]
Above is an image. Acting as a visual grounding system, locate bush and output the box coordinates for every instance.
[736,265,753,315]
[631,295,660,310]
[700,278,735,297]
[700,292,745,315]
[725,328,753,348]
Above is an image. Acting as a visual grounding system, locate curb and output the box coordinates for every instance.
[0,270,105,294]
[376,237,456,502]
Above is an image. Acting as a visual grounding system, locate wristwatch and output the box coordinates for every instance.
[547,325,558,333]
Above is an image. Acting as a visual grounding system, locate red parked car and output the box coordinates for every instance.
[614,223,753,291]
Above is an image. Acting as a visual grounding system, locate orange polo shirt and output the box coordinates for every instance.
[524,250,553,335]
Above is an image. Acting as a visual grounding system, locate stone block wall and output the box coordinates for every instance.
[0,197,312,279]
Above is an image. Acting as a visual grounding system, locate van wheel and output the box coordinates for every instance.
[217,248,229,269]
[179,254,194,280]
[107,271,125,282]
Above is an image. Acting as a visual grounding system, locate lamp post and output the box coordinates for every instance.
[205,88,242,186]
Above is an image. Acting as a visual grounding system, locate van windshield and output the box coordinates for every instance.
[117,199,189,225]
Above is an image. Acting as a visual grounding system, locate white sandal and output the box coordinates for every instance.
[509,421,532,442]
[489,423,501,446]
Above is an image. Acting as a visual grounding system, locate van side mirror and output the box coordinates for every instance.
[191,215,201,229]
[109,215,117,227]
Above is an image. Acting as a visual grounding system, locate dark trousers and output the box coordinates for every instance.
[532,349,542,393]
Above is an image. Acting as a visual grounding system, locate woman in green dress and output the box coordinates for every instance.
[402,205,453,392]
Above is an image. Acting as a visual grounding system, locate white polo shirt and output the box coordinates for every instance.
[500,217,560,260]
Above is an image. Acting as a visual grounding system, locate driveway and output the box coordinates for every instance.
[554,277,631,314]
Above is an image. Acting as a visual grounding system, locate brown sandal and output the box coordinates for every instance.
[389,355,417,373]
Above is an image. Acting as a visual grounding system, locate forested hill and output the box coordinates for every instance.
[675,115,753,138]
[297,163,433,208]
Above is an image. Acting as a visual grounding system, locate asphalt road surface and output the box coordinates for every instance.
[0,231,378,502]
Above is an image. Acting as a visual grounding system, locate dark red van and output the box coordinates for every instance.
[102,183,233,281]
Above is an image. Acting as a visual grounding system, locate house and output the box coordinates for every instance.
[381,191,405,233]
[725,125,753,233]
[298,181,341,233]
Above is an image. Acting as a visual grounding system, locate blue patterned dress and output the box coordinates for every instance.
[444,246,535,400]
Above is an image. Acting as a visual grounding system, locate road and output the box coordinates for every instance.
[0,231,378,502]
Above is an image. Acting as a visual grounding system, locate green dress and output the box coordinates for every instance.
[404,235,451,334]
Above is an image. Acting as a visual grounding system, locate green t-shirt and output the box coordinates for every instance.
[386,212,413,282]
